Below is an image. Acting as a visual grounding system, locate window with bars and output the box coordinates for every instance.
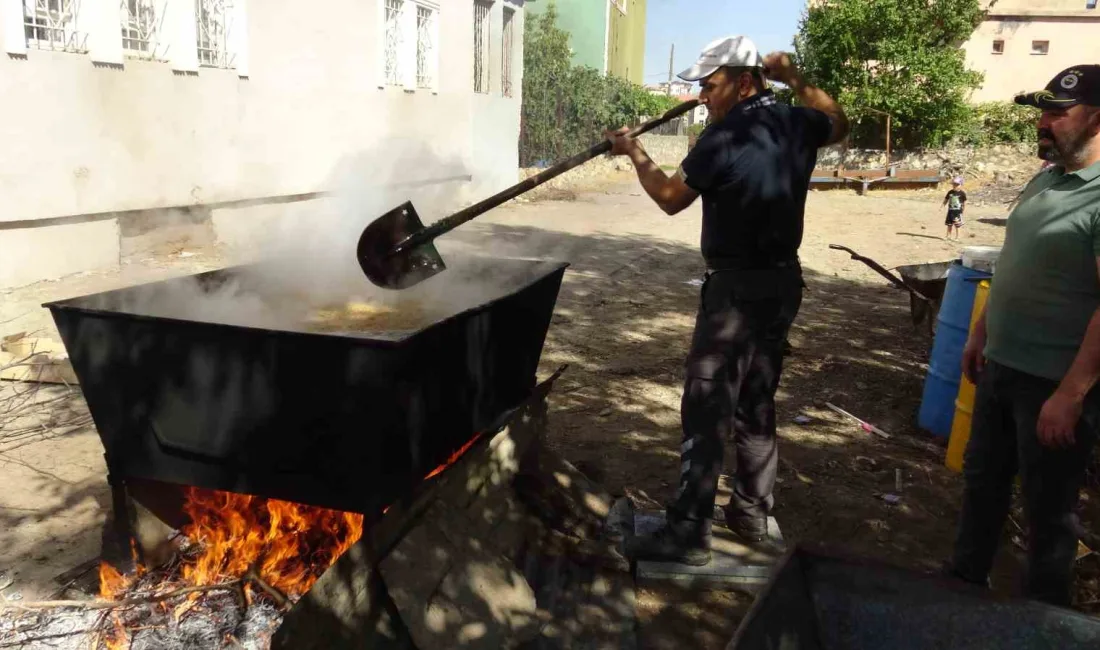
[415,5,435,89]
[121,0,158,57]
[384,0,403,86]
[382,0,438,91]
[23,0,87,53]
[501,7,514,97]
[473,0,491,94]
[197,0,232,68]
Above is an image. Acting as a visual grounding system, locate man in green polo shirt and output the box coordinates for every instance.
[947,65,1100,605]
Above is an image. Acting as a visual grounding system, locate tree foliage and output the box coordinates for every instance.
[794,0,986,148]
[520,2,681,166]
[959,101,1038,146]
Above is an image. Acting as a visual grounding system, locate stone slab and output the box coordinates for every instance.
[634,510,785,590]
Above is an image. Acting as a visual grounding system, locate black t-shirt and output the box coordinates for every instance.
[679,91,832,269]
[945,189,967,212]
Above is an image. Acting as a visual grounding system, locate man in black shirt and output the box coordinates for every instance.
[606,36,849,564]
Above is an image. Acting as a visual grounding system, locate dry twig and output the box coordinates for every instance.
[242,566,289,611]
[3,582,245,612]
[3,568,290,615]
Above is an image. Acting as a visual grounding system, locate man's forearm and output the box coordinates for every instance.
[1057,308,1100,401]
[787,74,849,144]
[628,146,672,204]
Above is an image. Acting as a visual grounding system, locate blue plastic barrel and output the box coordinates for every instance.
[919,262,992,437]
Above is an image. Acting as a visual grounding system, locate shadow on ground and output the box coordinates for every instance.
[448,220,1096,648]
[4,216,1095,648]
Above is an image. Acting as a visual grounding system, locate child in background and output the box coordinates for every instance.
[942,177,967,240]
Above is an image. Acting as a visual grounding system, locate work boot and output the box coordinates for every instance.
[940,561,992,589]
[722,504,768,543]
[625,517,711,566]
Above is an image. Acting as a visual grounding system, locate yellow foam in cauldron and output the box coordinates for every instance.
[306,301,425,333]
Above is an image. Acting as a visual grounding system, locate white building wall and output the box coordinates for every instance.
[962,8,1100,103]
[0,0,525,288]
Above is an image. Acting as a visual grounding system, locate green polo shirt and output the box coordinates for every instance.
[985,160,1100,381]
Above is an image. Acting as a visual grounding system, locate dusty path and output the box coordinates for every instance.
[2,175,1096,648]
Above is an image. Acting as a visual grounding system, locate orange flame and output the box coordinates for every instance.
[425,432,484,480]
[102,615,128,650]
[96,430,485,644]
[97,562,131,601]
[98,556,137,649]
[179,488,365,598]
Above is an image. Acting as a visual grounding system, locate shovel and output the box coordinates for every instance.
[358,99,700,290]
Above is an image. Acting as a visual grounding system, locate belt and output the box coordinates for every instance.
[705,257,801,273]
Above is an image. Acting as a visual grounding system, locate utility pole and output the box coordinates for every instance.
[666,44,674,96]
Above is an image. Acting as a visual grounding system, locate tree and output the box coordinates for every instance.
[794,0,986,149]
[520,2,686,166]
[520,3,573,165]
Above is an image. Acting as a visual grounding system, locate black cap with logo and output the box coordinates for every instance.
[1015,65,1100,109]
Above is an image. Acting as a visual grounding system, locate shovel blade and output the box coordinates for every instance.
[357,201,446,290]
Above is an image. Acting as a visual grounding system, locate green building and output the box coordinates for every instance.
[526,0,647,85]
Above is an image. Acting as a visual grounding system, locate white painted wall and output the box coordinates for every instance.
[963,13,1100,103]
[0,0,525,287]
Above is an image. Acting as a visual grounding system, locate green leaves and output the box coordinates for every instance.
[795,0,987,148]
[959,102,1039,146]
[520,2,682,166]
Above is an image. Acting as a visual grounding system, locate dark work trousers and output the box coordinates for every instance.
[668,267,803,527]
[951,361,1100,606]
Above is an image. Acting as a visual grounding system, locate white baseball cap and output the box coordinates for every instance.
[677,35,764,82]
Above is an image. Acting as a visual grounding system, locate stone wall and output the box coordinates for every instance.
[516,138,1042,201]
[817,142,1042,185]
[636,135,689,167]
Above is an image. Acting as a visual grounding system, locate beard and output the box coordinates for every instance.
[1038,125,1094,165]
[1038,128,1061,163]
[1038,140,1060,163]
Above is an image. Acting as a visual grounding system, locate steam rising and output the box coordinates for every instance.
[76,138,564,335]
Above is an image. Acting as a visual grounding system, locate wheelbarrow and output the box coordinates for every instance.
[829,244,952,334]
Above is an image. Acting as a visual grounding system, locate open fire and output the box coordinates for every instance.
[93,434,488,649]
[96,487,365,648]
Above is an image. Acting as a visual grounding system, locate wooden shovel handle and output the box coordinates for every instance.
[393,100,700,254]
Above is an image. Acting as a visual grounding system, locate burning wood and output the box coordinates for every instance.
[80,487,366,648]
[176,487,364,598]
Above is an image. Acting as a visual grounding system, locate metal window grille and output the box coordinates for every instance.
[501,7,514,97]
[23,0,87,53]
[384,0,403,86]
[473,0,491,93]
[121,0,157,56]
[416,5,434,89]
[197,0,232,68]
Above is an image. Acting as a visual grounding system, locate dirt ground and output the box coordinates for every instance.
[2,173,1098,647]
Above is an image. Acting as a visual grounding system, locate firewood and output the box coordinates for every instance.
[2,566,289,613]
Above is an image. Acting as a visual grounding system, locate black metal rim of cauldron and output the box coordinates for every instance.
[43,258,571,350]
